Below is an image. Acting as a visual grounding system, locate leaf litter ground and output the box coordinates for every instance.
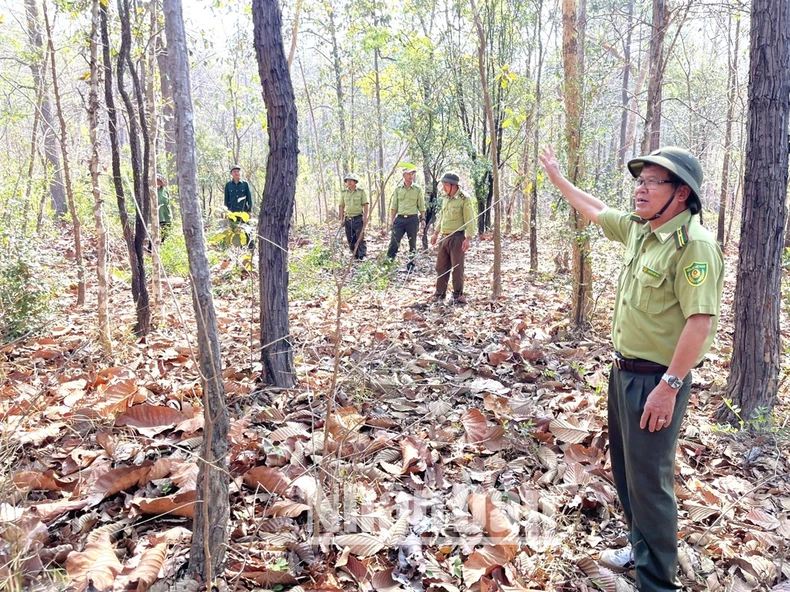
[1,226,789,592]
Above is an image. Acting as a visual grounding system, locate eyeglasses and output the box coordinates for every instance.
[634,177,674,190]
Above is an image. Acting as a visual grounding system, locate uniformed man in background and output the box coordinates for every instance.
[339,173,369,260]
[539,145,724,592]
[386,166,425,272]
[224,164,252,214]
[430,172,475,305]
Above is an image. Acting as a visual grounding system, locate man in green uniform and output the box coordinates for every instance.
[430,172,475,304]
[339,173,369,260]
[386,167,425,271]
[224,164,252,214]
[540,145,724,592]
[157,174,172,242]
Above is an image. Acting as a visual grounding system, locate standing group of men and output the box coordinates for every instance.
[338,166,477,305]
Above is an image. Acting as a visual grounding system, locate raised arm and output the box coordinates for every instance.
[539,146,607,224]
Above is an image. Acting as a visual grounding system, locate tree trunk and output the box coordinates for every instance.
[470,0,501,299]
[89,0,111,355]
[23,0,67,219]
[717,14,740,246]
[723,0,790,423]
[252,0,298,388]
[163,0,230,583]
[616,0,634,203]
[22,52,45,237]
[156,35,176,183]
[117,0,151,336]
[374,44,386,225]
[147,0,163,318]
[529,0,544,272]
[641,0,666,154]
[42,0,84,305]
[101,1,149,338]
[562,0,591,330]
[326,4,349,174]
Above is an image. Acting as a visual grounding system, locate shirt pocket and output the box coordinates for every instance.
[634,270,670,314]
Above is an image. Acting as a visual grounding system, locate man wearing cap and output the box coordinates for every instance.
[386,167,425,271]
[430,172,475,304]
[339,173,369,260]
[224,164,252,214]
[540,145,723,592]
[157,174,172,242]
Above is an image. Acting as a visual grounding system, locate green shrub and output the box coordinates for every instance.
[0,240,54,342]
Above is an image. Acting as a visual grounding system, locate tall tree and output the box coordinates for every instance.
[23,0,67,219]
[723,0,790,422]
[470,0,501,299]
[101,0,149,337]
[42,0,84,305]
[163,0,230,582]
[88,0,111,354]
[528,0,545,272]
[252,0,299,388]
[641,0,666,153]
[716,13,740,246]
[147,0,163,317]
[562,0,591,330]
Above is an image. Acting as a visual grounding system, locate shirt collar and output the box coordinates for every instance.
[639,209,693,243]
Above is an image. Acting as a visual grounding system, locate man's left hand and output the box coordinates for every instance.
[461,237,471,253]
[640,382,677,432]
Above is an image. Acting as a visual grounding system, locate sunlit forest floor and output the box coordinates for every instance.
[2,217,789,591]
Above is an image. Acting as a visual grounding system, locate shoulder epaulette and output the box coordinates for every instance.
[629,214,647,224]
[673,225,689,250]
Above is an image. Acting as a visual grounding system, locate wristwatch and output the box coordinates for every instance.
[661,374,683,390]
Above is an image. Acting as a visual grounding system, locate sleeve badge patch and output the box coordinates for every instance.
[684,262,708,286]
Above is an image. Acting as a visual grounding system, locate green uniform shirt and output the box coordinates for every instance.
[340,188,368,217]
[158,186,172,225]
[599,208,723,367]
[389,184,425,216]
[436,189,476,238]
[224,180,252,213]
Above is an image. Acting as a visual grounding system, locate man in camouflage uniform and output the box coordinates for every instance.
[339,173,369,260]
[430,172,475,305]
[540,145,724,592]
[386,167,425,271]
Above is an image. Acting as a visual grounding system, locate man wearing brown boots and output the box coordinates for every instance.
[430,172,476,305]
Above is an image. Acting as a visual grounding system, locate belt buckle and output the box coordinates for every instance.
[402,214,409,218]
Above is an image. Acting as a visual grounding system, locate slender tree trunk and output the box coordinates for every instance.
[470,0,501,299]
[299,60,328,224]
[723,0,790,422]
[163,0,230,583]
[156,35,176,182]
[253,0,298,388]
[326,4,349,174]
[42,0,84,305]
[287,0,302,69]
[717,14,740,246]
[563,0,591,330]
[147,0,162,318]
[616,0,634,203]
[117,0,151,336]
[101,1,149,338]
[641,0,666,154]
[88,0,111,355]
[23,0,67,219]
[22,52,45,237]
[529,0,544,272]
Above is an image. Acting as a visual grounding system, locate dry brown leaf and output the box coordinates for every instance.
[128,542,168,592]
[400,435,429,474]
[548,417,590,444]
[562,462,591,487]
[238,570,299,586]
[483,394,513,417]
[116,404,187,429]
[463,544,517,587]
[577,556,617,592]
[243,466,292,495]
[65,533,122,591]
[262,500,310,518]
[334,533,385,557]
[170,461,199,491]
[488,350,511,366]
[683,501,719,523]
[371,568,399,592]
[13,470,62,492]
[745,508,780,531]
[468,493,518,545]
[462,408,489,444]
[136,490,196,518]
[91,462,153,499]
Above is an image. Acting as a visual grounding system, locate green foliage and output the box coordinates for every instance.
[159,229,192,277]
[715,398,788,441]
[0,235,56,342]
[209,211,255,248]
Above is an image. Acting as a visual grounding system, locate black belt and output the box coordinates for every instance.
[397,214,420,218]
[612,353,667,374]
[345,214,362,219]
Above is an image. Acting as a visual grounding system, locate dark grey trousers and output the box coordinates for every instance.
[607,366,692,592]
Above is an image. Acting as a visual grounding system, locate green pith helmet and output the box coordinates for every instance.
[440,172,460,185]
[343,173,359,182]
[627,147,703,214]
